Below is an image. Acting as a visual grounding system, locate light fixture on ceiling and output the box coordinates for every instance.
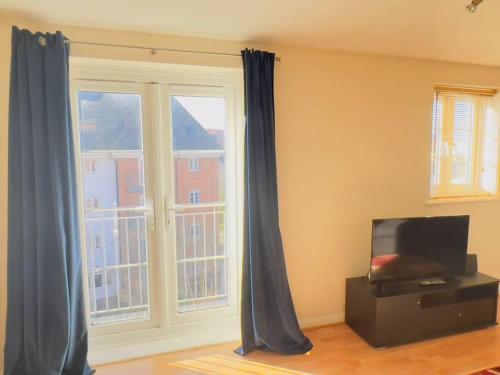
[466,0,484,13]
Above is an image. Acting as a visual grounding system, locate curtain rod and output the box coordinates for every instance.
[64,40,281,61]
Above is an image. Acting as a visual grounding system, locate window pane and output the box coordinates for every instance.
[79,91,143,150]
[430,98,443,192]
[430,90,500,199]
[481,106,500,193]
[451,100,475,185]
[172,96,226,204]
[171,96,229,313]
[78,91,151,326]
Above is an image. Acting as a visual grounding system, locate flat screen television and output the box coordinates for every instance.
[369,215,469,283]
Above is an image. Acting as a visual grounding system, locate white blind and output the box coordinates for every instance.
[430,86,499,199]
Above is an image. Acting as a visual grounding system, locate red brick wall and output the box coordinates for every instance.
[116,158,143,207]
[174,156,221,204]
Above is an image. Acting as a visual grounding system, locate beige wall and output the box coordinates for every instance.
[2,11,500,368]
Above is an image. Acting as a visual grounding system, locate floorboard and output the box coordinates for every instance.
[95,297,500,374]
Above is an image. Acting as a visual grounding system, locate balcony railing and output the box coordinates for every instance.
[174,203,229,313]
[83,203,230,324]
[85,209,150,325]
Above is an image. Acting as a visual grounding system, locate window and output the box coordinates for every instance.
[171,94,232,316]
[87,235,101,249]
[190,223,201,237]
[189,190,201,204]
[430,85,500,200]
[87,198,100,210]
[77,85,154,328]
[71,61,243,361]
[94,273,103,288]
[77,88,153,329]
[84,159,97,174]
[188,157,199,172]
[86,198,100,209]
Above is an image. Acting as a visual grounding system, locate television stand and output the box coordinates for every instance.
[345,273,499,347]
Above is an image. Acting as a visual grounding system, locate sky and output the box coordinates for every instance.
[176,96,226,131]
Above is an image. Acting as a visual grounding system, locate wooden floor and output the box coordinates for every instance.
[95,299,500,375]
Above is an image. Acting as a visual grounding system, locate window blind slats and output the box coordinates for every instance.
[430,88,499,200]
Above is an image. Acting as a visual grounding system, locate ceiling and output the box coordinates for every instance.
[2,0,500,66]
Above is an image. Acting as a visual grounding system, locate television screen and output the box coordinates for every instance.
[369,215,469,283]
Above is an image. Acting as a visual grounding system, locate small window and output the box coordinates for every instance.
[86,198,100,209]
[84,159,97,174]
[189,190,200,204]
[190,223,201,237]
[87,236,101,249]
[106,272,113,286]
[188,157,199,172]
[94,273,103,288]
[430,86,500,201]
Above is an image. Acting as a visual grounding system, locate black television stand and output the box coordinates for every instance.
[345,273,499,347]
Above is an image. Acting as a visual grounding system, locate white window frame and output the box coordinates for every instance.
[429,88,500,203]
[70,58,244,366]
[71,80,160,338]
[164,84,240,327]
[188,157,199,172]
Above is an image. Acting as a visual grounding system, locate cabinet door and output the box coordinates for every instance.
[375,294,421,346]
[458,298,497,327]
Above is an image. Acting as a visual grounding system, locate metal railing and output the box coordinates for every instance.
[85,209,150,325]
[84,203,230,322]
[174,203,229,313]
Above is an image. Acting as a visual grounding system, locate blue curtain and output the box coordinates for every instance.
[235,49,313,355]
[5,26,92,375]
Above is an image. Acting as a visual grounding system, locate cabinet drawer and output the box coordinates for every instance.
[421,298,496,337]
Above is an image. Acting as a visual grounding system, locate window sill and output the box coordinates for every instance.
[426,195,498,205]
